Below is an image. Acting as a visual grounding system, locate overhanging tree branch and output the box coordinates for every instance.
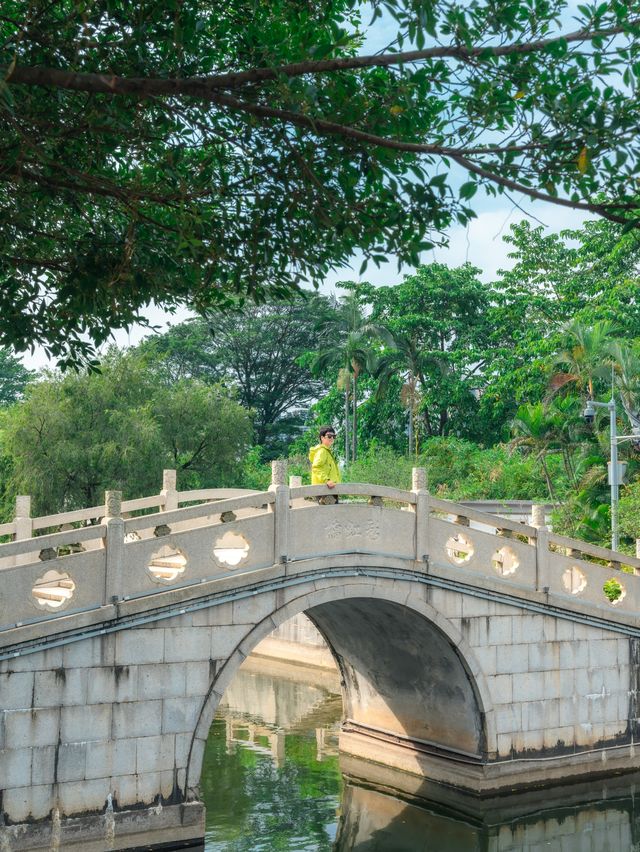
[449,154,636,223]
[209,93,638,222]
[2,1,639,364]
[5,20,638,95]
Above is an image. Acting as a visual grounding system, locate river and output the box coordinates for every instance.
[199,657,640,851]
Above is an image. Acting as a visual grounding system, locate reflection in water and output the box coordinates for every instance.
[201,662,342,851]
[336,783,638,852]
[201,659,640,851]
[336,783,483,851]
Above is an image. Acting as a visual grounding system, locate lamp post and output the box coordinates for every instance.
[583,397,639,552]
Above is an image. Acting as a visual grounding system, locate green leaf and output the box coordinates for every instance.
[459,181,478,200]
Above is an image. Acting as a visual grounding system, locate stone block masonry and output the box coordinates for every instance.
[0,571,638,849]
[1,469,640,849]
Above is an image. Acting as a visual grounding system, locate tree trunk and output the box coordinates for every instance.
[541,456,555,500]
[423,407,433,438]
[352,374,358,462]
[439,407,448,436]
[344,385,349,465]
[407,405,413,456]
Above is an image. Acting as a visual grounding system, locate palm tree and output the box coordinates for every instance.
[312,293,391,462]
[609,341,640,441]
[511,402,562,499]
[375,333,429,456]
[550,320,616,399]
[375,331,467,452]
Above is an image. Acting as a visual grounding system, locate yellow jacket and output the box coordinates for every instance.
[309,444,341,485]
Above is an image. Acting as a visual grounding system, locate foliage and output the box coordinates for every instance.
[0,351,251,513]
[311,289,391,461]
[366,263,495,442]
[551,320,616,399]
[603,577,624,603]
[235,437,561,502]
[510,397,588,499]
[138,296,331,454]
[239,447,273,492]
[618,481,640,542]
[345,438,558,500]
[0,349,34,405]
[202,717,341,850]
[482,219,640,426]
[2,2,640,364]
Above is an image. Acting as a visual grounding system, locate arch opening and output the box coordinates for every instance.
[196,590,489,847]
[305,598,485,758]
[191,584,491,796]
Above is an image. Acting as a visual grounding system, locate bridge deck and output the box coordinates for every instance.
[1,470,639,654]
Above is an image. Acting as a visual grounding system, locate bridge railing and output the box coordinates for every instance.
[1,464,640,638]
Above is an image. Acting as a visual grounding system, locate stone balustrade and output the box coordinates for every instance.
[1,465,639,648]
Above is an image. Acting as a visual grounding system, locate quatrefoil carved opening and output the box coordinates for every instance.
[214,531,250,568]
[562,565,587,596]
[32,570,76,612]
[445,533,474,565]
[603,577,626,607]
[492,546,519,577]
[148,545,187,585]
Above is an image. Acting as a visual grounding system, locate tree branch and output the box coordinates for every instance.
[210,92,562,158]
[5,20,637,95]
[209,93,638,222]
[450,154,636,223]
[3,253,70,271]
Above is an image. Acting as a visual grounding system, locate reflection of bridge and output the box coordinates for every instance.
[219,658,340,732]
[2,463,640,850]
[336,772,640,852]
[220,667,341,766]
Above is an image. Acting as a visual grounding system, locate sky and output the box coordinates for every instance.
[20,197,591,370]
[21,1,593,369]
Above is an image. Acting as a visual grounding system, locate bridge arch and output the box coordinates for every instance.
[186,573,497,793]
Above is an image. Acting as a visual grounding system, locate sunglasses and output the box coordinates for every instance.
[325,434,336,440]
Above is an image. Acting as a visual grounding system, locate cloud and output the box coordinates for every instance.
[323,201,593,293]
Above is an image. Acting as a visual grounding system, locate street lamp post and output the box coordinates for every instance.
[583,397,638,552]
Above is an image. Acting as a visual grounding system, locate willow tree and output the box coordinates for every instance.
[2,1,639,365]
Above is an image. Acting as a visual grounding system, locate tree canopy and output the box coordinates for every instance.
[137,298,330,453]
[2,0,639,364]
[0,349,34,405]
[366,264,492,439]
[1,351,252,512]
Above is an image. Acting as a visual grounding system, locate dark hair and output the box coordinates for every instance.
[319,425,336,439]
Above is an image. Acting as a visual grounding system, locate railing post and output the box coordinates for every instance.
[13,495,33,567]
[530,503,550,593]
[530,503,547,533]
[270,460,289,566]
[161,469,178,512]
[104,490,125,605]
[289,475,307,509]
[411,467,429,569]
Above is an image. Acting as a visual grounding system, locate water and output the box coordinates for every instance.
[201,663,342,852]
[200,659,640,851]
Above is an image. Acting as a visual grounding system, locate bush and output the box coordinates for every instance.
[239,437,566,502]
[619,480,640,542]
[603,577,623,602]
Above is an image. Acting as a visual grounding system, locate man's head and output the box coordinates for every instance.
[319,425,336,447]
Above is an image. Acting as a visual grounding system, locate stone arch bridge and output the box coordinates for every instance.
[1,465,640,850]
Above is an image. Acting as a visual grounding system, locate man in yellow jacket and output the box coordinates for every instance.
[309,426,341,502]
